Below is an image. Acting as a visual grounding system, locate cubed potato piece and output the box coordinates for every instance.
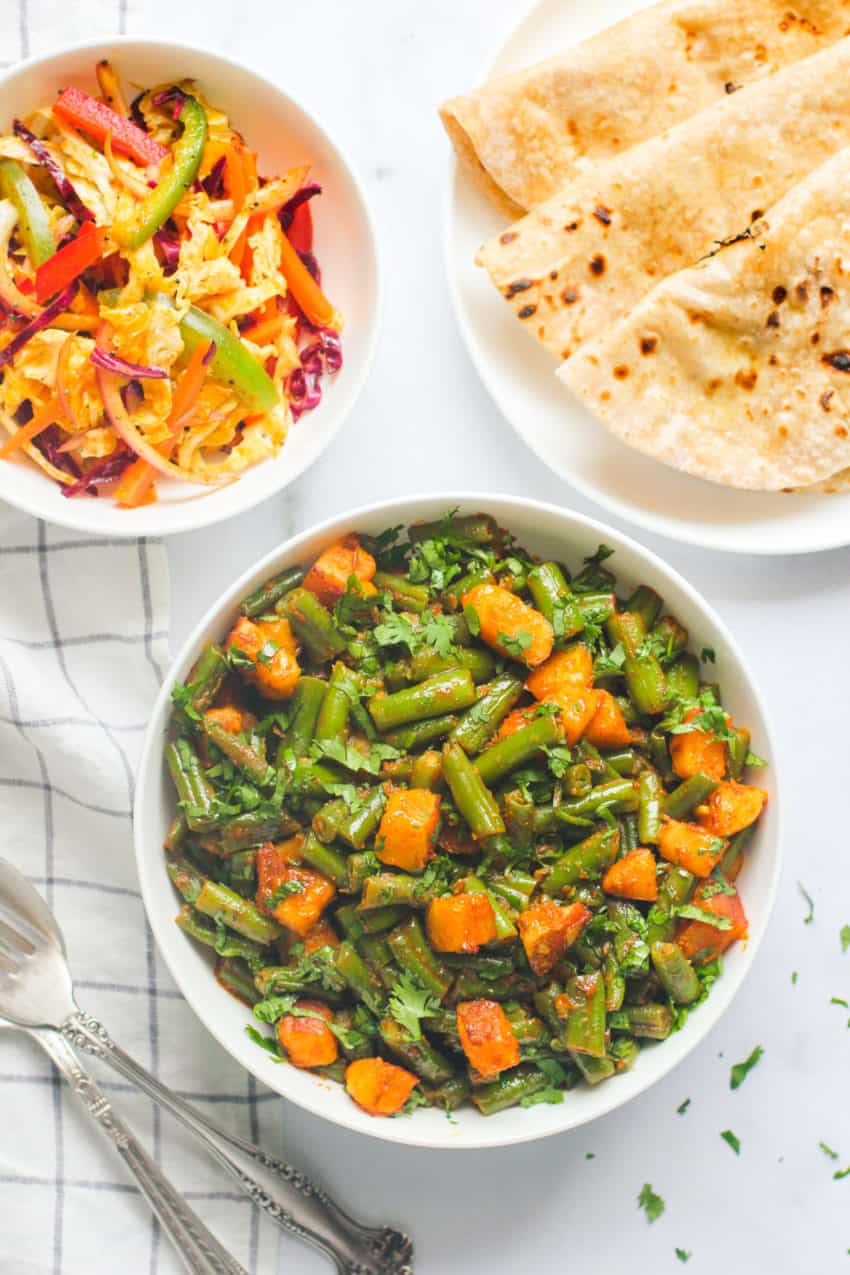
[526,646,599,745]
[676,887,748,963]
[426,892,497,953]
[277,1000,337,1068]
[456,999,520,1080]
[602,847,658,901]
[303,534,377,606]
[226,615,300,700]
[462,582,553,668]
[658,818,725,878]
[345,1057,418,1116]
[517,898,591,975]
[670,707,728,780]
[256,847,335,936]
[376,788,441,872]
[584,690,632,749]
[698,781,767,837]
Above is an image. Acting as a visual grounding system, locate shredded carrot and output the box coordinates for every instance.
[55,333,82,434]
[279,229,341,329]
[95,60,129,118]
[244,312,288,346]
[225,144,248,213]
[0,394,61,459]
[104,130,150,197]
[113,340,213,508]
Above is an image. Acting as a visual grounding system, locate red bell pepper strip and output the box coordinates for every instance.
[52,86,168,167]
[35,222,108,304]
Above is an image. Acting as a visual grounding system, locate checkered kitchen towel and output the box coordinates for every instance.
[0,508,283,1275]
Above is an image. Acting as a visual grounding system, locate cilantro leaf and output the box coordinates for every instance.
[675,1249,692,1263]
[720,1129,741,1155]
[834,1166,850,1180]
[730,1045,763,1089]
[820,1142,839,1160]
[244,1025,283,1060]
[421,611,457,656]
[497,629,532,659]
[675,903,733,931]
[462,604,481,636]
[744,750,767,767]
[264,879,305,910]
[594,642,626,677]
[798,881,815,925]
[700,647,716,664]
[520,1086,564,1107]
[637,1183,665,1223]
[677,1098,691,1115]
[545,744,573,779]
[256,640,279,666]
[387,973,440,1041]
[841,926,850,954]
[374,609,421,654]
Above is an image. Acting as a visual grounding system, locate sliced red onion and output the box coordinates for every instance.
[279,182,321,233]
[90,348,167,379]
[287,328,343,421]
[120,379,144,414]
[153,223,181,275]
[0,282,78,371]
[150,87,186,121]
[61,447,134,498]
[33,424,80,478]
[202,156,226,200]
[13,119,94,223]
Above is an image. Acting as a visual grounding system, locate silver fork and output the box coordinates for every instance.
[0,860,413,1275]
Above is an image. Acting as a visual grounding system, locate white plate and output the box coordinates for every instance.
[0,38,381,537]
[445,0,850,554]
[135,493,781,1149]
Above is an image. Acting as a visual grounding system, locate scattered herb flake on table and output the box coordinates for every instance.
[821,1142,840,1160]
[730,1045,764,1089]
[721,1129,741,1155]
[677,1098,691,1115]
[638,1183,665,1223]
[798,881,815,924]
[675,1249,692,1263]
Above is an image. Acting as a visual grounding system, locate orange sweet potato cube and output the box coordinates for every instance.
[602,847,658,901]
[277,999,337,1069]
[376,788,441,872]
[526,646,599,745]
[669,708,728,780]
[203,705,245,734]
[301,916,340,953]
[461,582,553,668]
[517,898,591,975]
[256,847,335,936]
[345,1057,418,1116]
[426,892,497,953]
[456,999,520,1080]
[657,818,725,878]
[676,887,748,963]
[226,615,300,700]
[584,690,632,749]
[303,534,376,606]
[698,781,767,837]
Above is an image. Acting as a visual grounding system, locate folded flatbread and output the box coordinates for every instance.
[441,0,850,211]
[477,37,850,363]
[558,147,850,490]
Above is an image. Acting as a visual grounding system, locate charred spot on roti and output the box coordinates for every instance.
[567,119,578,137]
[777,425,789,438]
[811,332,821,344]
[823,351,850,371]
[769,354,779,365]
[795,282,809,302]
[639,336,658,355]
[772,285,788,304]
[593,206,612,225]
[564,220,581,233]
[549,270,558,280]
[734,368,758,390]
[766,310,780,327]
[517,304,537,319]
[705,378,722,395]
[750,209,764,222]
[562,287,579,305]
[835,425,849,437]
[820,389,834,411]
[589,254,606,276]
[600,390,611,402]
[820,285,836,308]
[499,232,518,246]
[504,278,534,299]
[724,81,740,93]
[613,365,630,379]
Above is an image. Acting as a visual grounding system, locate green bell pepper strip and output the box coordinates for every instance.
[112,94,207,251]
[0,160,54,266]
[179,304,279,414]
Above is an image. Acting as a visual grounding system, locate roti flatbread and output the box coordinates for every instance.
[477,37,850,363]
[440,0,850,212]
[558,147,850,491]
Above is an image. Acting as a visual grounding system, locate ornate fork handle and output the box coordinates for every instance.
[63,1010,413,1275]
[30,1027,247,1275]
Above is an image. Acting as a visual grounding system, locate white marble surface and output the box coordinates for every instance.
[14,0,846,1268]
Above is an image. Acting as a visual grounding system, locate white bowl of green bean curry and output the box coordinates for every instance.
[135,495,780,1148]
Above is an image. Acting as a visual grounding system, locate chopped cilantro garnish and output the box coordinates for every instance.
[463,604,481,636]
[677,1098,691,1115]
[675,1249,692,1263]
[841,926,850,954]
[520,1086,564,1108]
[387,973,440,1041]
[637,1183,665,1223]
[798,881,815,924]
[730,1045,763,1089]
[675,903,733,931]
[263,879,305,909]
[720,1129,741,1155]
[244,1024,282,1060]
[497,629,532,659]
[594,642,626,677]
[700,646,716,664]
[373,609,420,654]
[255,640,279,666]
[835,1166,850,1181]
[820,1142,840,1160]
[421,611,457,656]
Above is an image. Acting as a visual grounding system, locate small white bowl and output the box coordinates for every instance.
[0,38,380,537]
[134,494,782,1149]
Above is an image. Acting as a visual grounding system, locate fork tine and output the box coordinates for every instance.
[0,901,47,950]
[0,948,20,976]
[0,916,36,956]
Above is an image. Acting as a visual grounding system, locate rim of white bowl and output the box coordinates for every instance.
[135,492,783,1148]
[0,36,383,537]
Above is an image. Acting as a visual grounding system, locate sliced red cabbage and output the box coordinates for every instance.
[279,182,321,233]
[287,328,342,421]
[61,447,134,498]
[129,92,149,133]
[153,223,181,275]
[202,156,226,200]
[0,282,78,371]
[150,87,186,121]
[33,424,80,478]
[13,119,94,223]
[90,348,167,379]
